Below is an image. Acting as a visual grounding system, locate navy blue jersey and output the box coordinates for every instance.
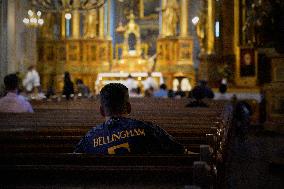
[74,117,185,155]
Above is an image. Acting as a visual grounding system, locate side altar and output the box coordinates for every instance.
[37,38,112,92]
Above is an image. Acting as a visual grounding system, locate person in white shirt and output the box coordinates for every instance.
[0,74,34,113]
[125,74,138,91]
[143,72,158,91]
[23,65,45,100]
[23,65,41,93]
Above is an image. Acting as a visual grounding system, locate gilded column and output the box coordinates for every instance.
[180,0,188,37]
[72,10,80,39]
[234,0,240,51]
[160,0,167,37]
[139,0,144,18]
[99,6,105,38]
[207,0,215,54]
[107,0,111,39]
[234,0,240,85]
[61,12,66,38]
[72,0,80,39]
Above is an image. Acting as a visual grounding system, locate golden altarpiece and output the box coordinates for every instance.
[37,5,112,92]
[37,0,194,92]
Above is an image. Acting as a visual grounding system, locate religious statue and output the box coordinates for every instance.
[83,10,97,38]
[162,0,179,37]
[196,14,206,53]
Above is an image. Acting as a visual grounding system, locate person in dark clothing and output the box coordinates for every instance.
[186,80,214,107]
[175,85,186,98]
[74,83,184,155]
[234,101,252,141]
[199,80,214,99]
[62,72,74,100]
[186,85,208,107]
[46,77,56,99]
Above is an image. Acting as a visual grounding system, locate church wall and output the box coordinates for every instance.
[0,0,37,93]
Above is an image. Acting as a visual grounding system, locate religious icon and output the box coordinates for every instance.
[240,48,256,77]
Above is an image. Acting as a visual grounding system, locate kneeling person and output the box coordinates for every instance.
[75,83,184,155]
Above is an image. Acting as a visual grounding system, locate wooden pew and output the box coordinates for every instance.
[0,99,232,160]
[0,153,214,188]
[0,99,232,188]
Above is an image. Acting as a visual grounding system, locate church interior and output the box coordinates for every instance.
[0,0,283,188]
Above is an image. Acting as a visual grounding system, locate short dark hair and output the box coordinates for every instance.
[192,86,205,100]
[28,65,35,71]
[219,84,227,94]
[4,74,19,91]
[100,83,129,116]
[160,84,167,90]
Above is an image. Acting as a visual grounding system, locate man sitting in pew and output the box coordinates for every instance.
[0,74,34,113]
[75,83,184,155]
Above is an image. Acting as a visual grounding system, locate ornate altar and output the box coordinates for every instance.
[112,12,150,73]
[95,72,164,92]
[36,0,196,93]
[36,0,113,92]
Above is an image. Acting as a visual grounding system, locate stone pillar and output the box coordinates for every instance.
[207,0,215,54]
[180,0,188,37]
[7,0,16,74]
[99,6,104,38]
[0,0,9,91]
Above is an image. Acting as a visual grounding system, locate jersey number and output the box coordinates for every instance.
[107,142,130,154]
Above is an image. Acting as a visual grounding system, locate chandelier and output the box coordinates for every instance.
[23,10,44,27]
[31,0,106,12]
